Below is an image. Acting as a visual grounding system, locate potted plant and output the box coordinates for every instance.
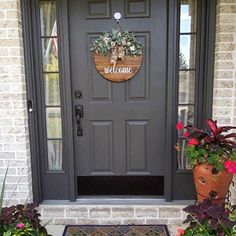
[0,169,51,236]
[176,119,236,204]
[90,28,143,82]
[176,199,236,236]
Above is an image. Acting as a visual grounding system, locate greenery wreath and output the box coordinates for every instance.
[90,29,143,67]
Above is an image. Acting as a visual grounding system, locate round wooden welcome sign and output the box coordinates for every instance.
[93,53,142,82]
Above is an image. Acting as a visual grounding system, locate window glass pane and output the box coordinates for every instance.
[178,105,194,136]
[44,73,61,106]
[42,38,59,72]
[179,71,195,104]
[47,140,62,170]
[179,35,196,69]
[39,1,57,37]
[46,107,62,139]
[177,138,191,170]
[180,0,197,33]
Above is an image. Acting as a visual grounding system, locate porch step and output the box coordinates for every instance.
[39,201,192,236]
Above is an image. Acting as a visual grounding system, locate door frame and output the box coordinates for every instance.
[21,0,216,203]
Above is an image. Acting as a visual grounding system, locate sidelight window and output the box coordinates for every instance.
[39,0,63,171]
[177,0,197,170]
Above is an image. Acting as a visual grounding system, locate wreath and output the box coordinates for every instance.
[90,29,143,68]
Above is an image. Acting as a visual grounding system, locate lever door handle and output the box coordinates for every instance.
[75,104,84,136]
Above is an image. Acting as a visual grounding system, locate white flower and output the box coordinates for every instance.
[121,39,127,46]
[130,45,136,51]
[127,42,131,46]
[111,41,116,47]
[103,37,110,45]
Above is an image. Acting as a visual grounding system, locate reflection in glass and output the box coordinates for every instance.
[44,73,61,106]
[48,140,62,170]
[39,1,57,37]
[178,105,194,136]
[177,138,191,170]
[42,38,59,71]
[179,35,196,69]
[46,107,62,139]
[179,71,195,104]
[180,0,197,33]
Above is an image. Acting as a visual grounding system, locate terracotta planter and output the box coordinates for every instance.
[193,164,233,204]
[93,53,142,82]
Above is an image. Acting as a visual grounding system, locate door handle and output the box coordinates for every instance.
[75,104,84,136]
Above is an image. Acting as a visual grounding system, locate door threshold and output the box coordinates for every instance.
[76,195,165,205]
[41,197,194,206]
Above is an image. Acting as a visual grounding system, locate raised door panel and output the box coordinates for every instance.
[89,121,114,174]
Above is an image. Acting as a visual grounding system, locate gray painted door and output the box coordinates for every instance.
[68,0,167,177]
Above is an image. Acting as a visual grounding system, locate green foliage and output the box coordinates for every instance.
[2,222,39,236]
[181,199,236,236]
[90,29,143,57]
[176,119,236,172]
[0,167,8,214]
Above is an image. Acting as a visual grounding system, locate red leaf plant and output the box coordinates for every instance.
[176,119,236,173]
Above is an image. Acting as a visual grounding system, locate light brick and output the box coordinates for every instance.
[214,80,234,88]
[146,219,169,224]
[216,34,234,42]
[213,98,233,106]
[215,71,234,79]
[0,135,14,142]
[215,43,235,51]
[135,208,158,218]
[0,10,5,19]
[90,208,111,218]
[0,152,15,159]
[0,102,12,109]
[215,52,233,60]
[0,48,8,56]
[65,207,88,218]
[0,65,9,74]
[218,5,236,13]
[112,207,134,218]
[0,29,7,38]
[214,89,233,97]
[3,127,27,135]
[159,208,182,218]
[43,208,65,218]
[54,218,77,225]
[99,219,122,225]
[122,219,145,224]
[6,10,20,19]
[77,219,99,225]
[0,2,18,9]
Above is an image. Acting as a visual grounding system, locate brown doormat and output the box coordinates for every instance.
[63,225,170,236]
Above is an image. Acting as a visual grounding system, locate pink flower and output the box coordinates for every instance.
[188,138,199,146]
[176,228,185,236]
[176,122,184,130]
[224,160,236,174]
[16,223,25,229]
[183,131,189,138]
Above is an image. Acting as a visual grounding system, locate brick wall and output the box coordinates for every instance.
[213,0,236,202]
[0,0,32,204]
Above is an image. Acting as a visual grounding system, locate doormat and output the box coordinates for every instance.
[63,225,170,236]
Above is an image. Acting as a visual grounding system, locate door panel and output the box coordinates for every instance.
[90,121,114,173]
[68,0,167,179]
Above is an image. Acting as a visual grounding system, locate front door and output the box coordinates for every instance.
[68,0,167,196]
